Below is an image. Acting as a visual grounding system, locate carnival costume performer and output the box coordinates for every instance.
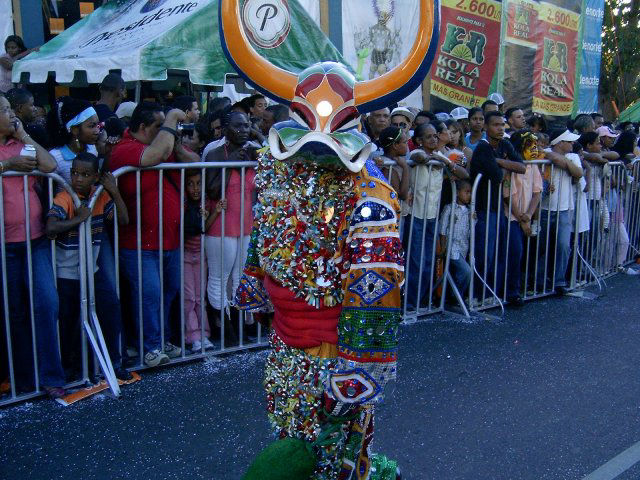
[219,1,439,478]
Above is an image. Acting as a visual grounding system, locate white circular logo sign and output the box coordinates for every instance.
[242,0,291,49]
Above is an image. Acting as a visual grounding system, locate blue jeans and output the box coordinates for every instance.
[94,237,123,368]
[449,258,471,296]
[498,220,524,299]
[405,217,436,308]
[0,237,65,388]
[537,210,571,289]
[119,249,180,354]
[473,210,499,299]
[58,244,123,373]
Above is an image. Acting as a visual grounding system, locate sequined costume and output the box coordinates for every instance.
[236,152,404,479]
[218,1,438,477]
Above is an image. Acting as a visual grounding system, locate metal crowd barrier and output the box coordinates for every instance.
[395,157,640,319]
[93,161,267,372]
[0,171,118,407]
[3,156,639,406]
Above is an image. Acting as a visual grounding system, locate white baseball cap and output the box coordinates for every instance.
[488,92,505,105]
[115,101,137,119]
[596,126,619,138]
[550,129,580,146]
[390,106,415,124]
[450,107,469,120]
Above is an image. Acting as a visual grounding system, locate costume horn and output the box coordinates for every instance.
[219,0,439,114]
[219,0,298,105]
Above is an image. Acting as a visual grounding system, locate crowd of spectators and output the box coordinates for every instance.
[2,33,640,400]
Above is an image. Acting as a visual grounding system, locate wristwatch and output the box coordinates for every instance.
[159,126,178,138]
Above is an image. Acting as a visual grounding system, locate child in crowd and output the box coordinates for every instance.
[46,152,131,381]
[501,131,543,306]
[377,125,410,202]
[183,170,226,352]
[440,180,472,296]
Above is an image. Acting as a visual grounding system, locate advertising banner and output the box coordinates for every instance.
[504,0,538,47]
[574,0,604,114]
[341,0,423,108]
[531,2,580,116]
[429,0,502,109]
[0,0,13,46]
[14,0,345,85]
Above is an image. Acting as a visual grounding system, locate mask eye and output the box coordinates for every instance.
[290,102,317,130]
[329,106,359,132]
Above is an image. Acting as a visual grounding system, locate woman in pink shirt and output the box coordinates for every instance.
[204,111,256,330]
[0,94,67,398]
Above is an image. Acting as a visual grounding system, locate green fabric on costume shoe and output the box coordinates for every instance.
[242,437,316,480]
[369,453,399,480]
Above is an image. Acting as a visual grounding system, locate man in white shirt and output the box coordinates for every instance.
[537,129,583,293]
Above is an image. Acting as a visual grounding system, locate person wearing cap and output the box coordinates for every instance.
[115,101,137,126]
[537,129,583,294]
[470,111,525,301]
[597,125,620,152]
[390,106,414,137]
[94,73,127,123]
[451,106,469,133]
[488,92,505,111]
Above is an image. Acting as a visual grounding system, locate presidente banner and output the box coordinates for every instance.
[0,0,13,49]
[531,2,580,116]
[574,0,604,114]
[429,0,502,109]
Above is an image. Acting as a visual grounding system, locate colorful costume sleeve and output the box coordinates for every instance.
[326,163,404,407]
[234,225,274,313]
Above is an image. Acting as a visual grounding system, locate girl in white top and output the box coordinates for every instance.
[48,97,102,185]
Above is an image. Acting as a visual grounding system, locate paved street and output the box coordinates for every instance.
[2,274,640,480]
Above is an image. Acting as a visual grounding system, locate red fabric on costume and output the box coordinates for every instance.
[264,276,341,349]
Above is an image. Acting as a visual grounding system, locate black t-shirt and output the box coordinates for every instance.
[94,103,116,123]
[471,139,523,212]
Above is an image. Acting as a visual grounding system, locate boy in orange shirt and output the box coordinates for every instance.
[46,152,130,381]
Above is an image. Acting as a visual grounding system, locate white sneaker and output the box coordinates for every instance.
[144,349,170,367]
[164,342,182,358]
[203,338,215,350]
[190,340,202,352]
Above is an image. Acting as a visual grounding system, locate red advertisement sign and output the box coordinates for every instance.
[531,2,580,116]
[429,0,502,108]
[505,0,539,47]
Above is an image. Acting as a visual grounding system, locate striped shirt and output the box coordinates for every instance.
[47,188,113,279]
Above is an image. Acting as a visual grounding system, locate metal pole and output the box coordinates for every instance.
[0,179,16,398]
[23,176,39,391]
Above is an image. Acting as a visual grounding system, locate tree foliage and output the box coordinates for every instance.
[600,0,640,117]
